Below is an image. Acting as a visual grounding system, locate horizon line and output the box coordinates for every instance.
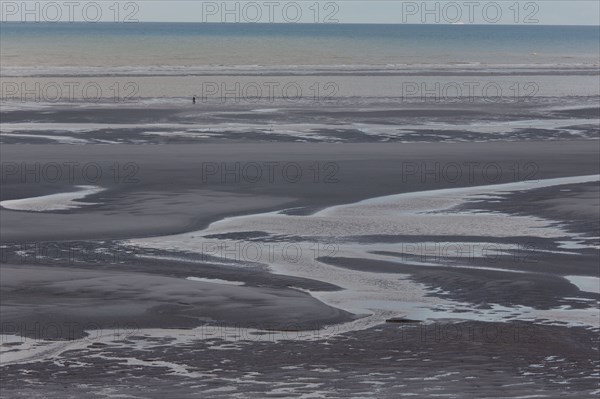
[1,21,599,27]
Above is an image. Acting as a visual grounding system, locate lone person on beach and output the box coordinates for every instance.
[193,96,196,104]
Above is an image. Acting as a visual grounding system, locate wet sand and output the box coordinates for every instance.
[0,264,353,339]
[1,321,598,398]
[1,100,598,144]
[1,140,599,397]
[2,141,599,241]
[2,21,599,397]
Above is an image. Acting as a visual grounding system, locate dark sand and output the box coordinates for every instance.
[1,140,599,398]
[0,264,353,339]
[2,141,599,241]
[1,140,599,332]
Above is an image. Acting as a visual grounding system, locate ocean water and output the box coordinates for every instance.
[1,22,599,74]
[1,23,599,104]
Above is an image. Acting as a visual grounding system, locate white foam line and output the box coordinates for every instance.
[0,185,105,212]
[317,174,600,215]
[186,277,245,286]
[0,122,179,132]
[0,133,91,144]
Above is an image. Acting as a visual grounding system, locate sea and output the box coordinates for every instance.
[1,22,599,73]
[0,22,598,140]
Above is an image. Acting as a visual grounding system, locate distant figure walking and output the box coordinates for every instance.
[193,96,196,104]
